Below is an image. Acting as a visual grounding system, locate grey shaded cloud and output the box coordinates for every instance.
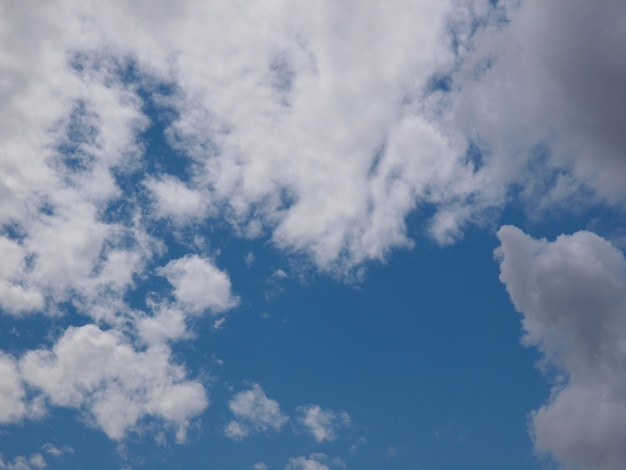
[451,0,626,208]
[497,225,626,469]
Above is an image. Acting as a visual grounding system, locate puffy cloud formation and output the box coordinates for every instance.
[0,0,623,283]
[158,255,238,314]
[225,384,288,440]
[20,325,208,441]
[145,176,211,223]
[296,405,351,442]
[0,0,485,284]
[1,0,622,289]
[496,226,626,469]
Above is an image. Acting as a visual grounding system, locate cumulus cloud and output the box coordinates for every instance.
[158,255,238,314]
[296,405,350,442]
[136,306,188,345]
[20,325,208,441]
[225,384,288,440]
[496,225,626,469]
[0,0,622,282]
[1,0,497,278]
[145,176,211,223]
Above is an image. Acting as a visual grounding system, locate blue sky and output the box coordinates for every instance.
[1,1,626,469]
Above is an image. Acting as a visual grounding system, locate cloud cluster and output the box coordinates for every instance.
[225,386,353,447]
[2,0,492,278]
[497,226,626,469]
[0,251,236,440]
[1,1,483,440]
[21,325,208,441]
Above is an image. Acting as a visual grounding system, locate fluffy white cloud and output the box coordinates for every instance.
[0,51,152,319]
[158,254,238,314]
[225,383,288,440]
[296,405,350,442]
[145,176,211,223]
[1,0,493,276]
[1,0,623,280]
[136,306,188,345]
[496,225,626,469]
[20,325,208,441]
[0,238,44,315]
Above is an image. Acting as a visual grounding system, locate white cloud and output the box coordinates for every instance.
[41,444,73,458]
[136,306,188,345]
[20,324,208,441]
[496,225,626,469]
[285,454,329,470]
[158,255,238,314]
[0,46,152,319]
[0,354,26,423]
[1,0,622,282]
[9,0,483,273]
[0,0,520,289]
[0,453,46,470]
[225,383,288,440]
[0,238,44,315]
[27,455,45,469]
[253,463,269,470]
[297,405,350,442]
[145,176,211,223]
[212,318,226,331]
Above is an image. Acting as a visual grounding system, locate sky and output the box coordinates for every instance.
[1,0,626,469]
